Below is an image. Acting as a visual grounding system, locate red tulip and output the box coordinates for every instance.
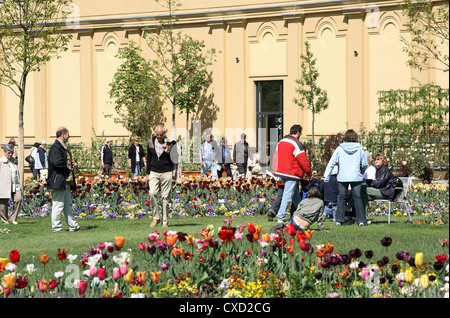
[58,248,67,261]
[78,281,88,294]
[98,268,106,281]
[286,223,297,236]
[247,222,255,234]
[435,254,448,264]
[9,250,20,263]
[49,279,59,290]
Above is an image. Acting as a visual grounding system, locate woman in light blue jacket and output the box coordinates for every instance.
[323,129,368,226]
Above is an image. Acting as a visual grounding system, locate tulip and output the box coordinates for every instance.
[138,242,148,251]
[316,247,326,259]
[261,233,270,243]
[304,229,314,240]
[9,250,20,263]
[98,268,106,281]
[286,223,296,236]
[38,279,50,292]
[186,235,195,245]
[404,269,414,284]
[1,273,16,290]
[253,225,262,241]
[115,236,125,249]
[57,248,67,261]
[420,274,430,289]
[78,281,88,294]
[381,237,392,247]
[415,252,424,267]
[120,263,127,275]
[247,222,255,234]
[89,265,97,277]
[324,243,334,254]
[136,271,146,284]
[171,246,185,257]
[0,258,10,270]
[151,271,162,283]
[165,235,178,247]
[40,254,50,265]
[112,267,121,280]
[435,253,448,264]
[123,268,134,283]
[48,279,59,290]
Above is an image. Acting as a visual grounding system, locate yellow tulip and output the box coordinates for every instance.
[420,274,430,289]
[151,271,162,283]
[136,271,146,284]
[0,258,10,270]
[123,268,134,283]
[404,269,414,284]
[415,252,423,267]
[1,273,16,289]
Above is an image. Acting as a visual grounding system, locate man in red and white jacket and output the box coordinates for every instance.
[271,125,312,225]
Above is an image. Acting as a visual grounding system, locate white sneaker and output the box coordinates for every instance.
[336,222,342,226]
[11,221,18,225]
[359,222,365,226]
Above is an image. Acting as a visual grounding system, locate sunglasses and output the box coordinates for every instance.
[156,134,164,137]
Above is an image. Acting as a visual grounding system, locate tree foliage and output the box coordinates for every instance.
[293,41,329,163]
[0,0,73,185]
[108,41,163,139]
[400,0,449,72]
[144,0,217,135]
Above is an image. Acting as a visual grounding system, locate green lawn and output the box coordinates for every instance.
[1,213,447,274]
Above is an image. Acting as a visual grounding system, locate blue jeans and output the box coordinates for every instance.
[336,181,366,224]
[288,217,309,231]
[201,160,218,179]
[276,179,301,223]
[134,161,142,177]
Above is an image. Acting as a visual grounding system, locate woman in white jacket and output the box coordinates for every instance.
[323,129,368,226]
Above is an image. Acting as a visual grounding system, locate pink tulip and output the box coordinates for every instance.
[113,267,121,280]
[138,242,148,251]
[89,265,97,277]
[120,263,127,275]
[98,268,106,281]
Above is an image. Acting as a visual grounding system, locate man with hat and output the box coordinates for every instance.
[0,144,21,224]
[101,138,114,179]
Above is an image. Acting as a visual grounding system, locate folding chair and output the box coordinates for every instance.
[374,176,413,224]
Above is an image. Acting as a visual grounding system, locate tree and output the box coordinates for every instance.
[293,41,329,164]
[0,0,72,186]
[400,0,449,73]
[144,0,217,139]
[108,41,163,140]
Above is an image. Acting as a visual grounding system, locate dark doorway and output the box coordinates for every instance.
[256,80,283,169]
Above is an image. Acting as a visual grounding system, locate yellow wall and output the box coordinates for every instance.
[1,0,448,149]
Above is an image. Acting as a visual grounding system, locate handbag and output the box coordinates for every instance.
[25,154,35,165]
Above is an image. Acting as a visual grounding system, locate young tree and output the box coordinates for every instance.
[144,0,217,139]
[293,41,329,164]
[400,0,449,73]
[108,41,163,140]
[0,0,72,186]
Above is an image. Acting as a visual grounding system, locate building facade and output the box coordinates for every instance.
[1,0,448,158]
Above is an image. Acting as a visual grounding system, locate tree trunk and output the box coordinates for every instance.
[18,79,27,188]
[311,110,315,168]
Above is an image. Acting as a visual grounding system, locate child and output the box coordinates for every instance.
[288,186,326,232]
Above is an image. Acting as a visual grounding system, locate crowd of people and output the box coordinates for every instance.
[1,124,400,233]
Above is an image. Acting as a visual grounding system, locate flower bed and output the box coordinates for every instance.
[1,220,448,298]
[20,176,449,226]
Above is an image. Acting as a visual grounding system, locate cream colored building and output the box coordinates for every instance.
[1,0,448,159]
